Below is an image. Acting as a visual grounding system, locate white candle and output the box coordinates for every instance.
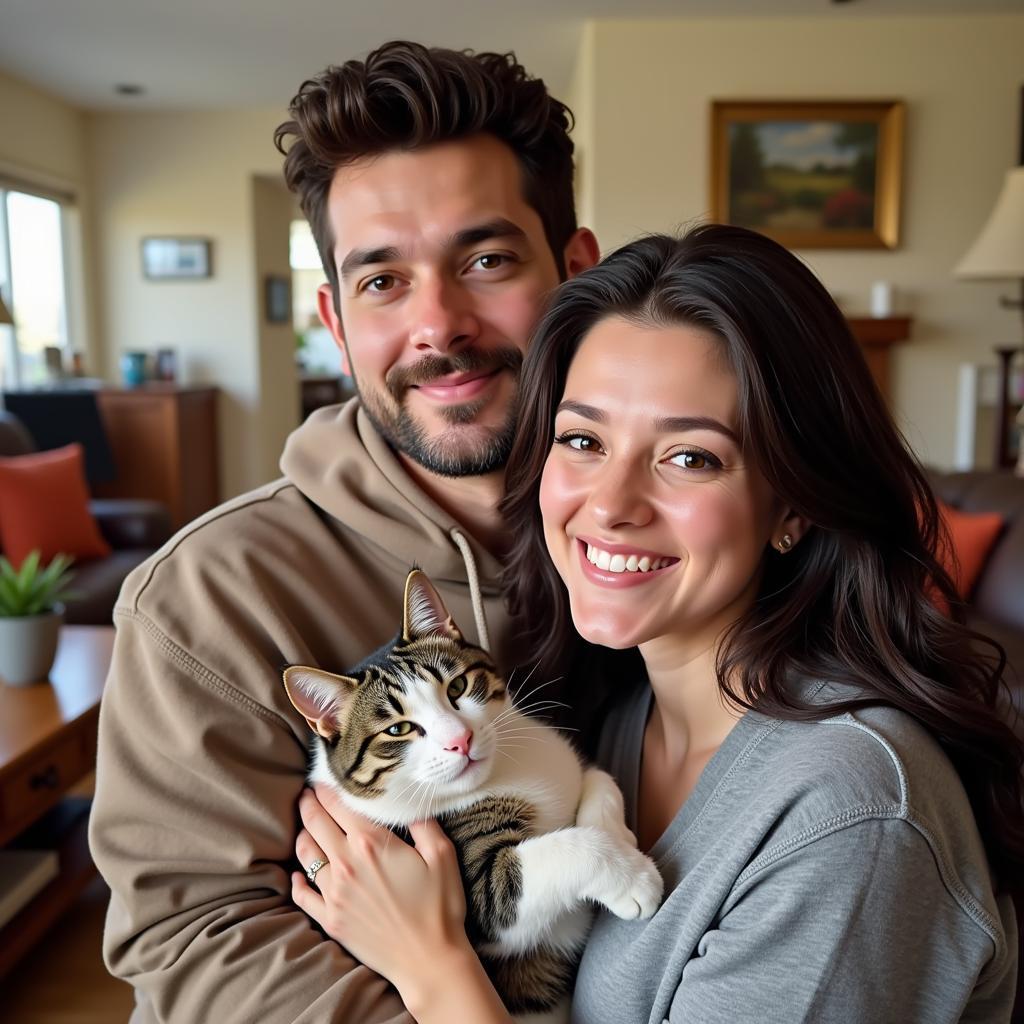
[871,281,894,318]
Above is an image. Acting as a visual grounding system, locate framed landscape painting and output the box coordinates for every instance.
[710,100,905,249]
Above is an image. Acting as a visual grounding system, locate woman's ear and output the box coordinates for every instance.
[770,509,812,555]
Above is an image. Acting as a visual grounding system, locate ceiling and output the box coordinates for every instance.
[0,0,1020,111]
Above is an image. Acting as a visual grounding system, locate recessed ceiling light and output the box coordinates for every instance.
[114,83,145,96]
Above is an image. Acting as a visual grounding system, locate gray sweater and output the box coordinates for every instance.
[572,681,1018,1023]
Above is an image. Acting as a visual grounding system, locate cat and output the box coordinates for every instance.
[283,568,662,1023]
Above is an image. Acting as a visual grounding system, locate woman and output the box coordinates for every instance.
[294,225,1023,1022]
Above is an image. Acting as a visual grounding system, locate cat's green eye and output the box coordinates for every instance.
[447,676,468,701]
[385,721,414,737]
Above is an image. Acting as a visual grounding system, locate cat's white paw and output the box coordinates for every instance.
[584,844,663,921]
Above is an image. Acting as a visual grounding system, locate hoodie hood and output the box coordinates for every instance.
[280,399,506,603]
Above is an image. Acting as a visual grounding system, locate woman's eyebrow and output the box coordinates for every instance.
[556,400,606,422]
[556,402,738,444]
[655,415,739,444]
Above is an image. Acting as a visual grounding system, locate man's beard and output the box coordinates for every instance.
[356,347,524,477]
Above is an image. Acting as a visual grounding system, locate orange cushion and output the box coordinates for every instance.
[0,444,111,567]
[936,500,1004,601]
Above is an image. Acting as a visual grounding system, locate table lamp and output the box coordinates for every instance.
[955,166,1024,469]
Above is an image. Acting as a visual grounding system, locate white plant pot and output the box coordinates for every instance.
[0,605,64,687]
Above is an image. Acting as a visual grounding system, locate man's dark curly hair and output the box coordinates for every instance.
[274,40,579,304]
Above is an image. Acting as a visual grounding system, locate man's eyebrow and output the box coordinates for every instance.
[556,403,739,444]
[451,218,528,249]
[339,245,402,282]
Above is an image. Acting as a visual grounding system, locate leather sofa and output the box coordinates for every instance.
[927,469,1024,712]
[927,469,1024,1024]
[0,409,171,625]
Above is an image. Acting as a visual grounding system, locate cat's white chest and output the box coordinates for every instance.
[485,718,584,832]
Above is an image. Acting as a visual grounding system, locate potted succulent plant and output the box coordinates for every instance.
[0,551,75,686]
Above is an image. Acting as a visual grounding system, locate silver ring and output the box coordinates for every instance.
[305,857,327,885]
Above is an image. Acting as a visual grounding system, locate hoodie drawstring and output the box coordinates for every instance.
[449,528,491,653]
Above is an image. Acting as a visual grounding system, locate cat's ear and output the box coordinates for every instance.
[283,666,359,739]
[402,569,463,643]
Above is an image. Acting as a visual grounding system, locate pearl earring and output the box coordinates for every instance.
[777,534,793,552]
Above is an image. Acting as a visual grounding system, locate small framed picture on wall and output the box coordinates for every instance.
[264,275,292,324]
[141,237,213,279]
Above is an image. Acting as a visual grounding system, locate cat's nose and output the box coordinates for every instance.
[444,730,473,757]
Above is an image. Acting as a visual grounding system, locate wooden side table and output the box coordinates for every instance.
[0,626,114,977]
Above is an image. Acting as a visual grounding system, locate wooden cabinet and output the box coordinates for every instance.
[92,386,219,529]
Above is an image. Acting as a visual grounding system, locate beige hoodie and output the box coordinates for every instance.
[89,401,517,1023]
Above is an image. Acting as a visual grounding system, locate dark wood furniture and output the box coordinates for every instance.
[847,316,913,402]
[0,626,113,977]
[93,385,219,528]
[300,373,356,421]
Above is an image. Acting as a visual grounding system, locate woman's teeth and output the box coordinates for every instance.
[585,544,671,573]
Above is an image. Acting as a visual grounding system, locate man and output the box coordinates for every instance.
[89,40,598,1023]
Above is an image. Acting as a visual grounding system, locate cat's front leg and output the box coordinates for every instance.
[498,826,663,951]
[575,767,639,849]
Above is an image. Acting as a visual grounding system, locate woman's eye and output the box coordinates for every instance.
[554,432,603,453]
[668,450,718,470]
[385,721,414,737]
[447,676,468,700]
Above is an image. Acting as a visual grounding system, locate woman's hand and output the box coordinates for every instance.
[292,785,470,1000]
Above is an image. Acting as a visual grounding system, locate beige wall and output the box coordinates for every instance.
[0,71,100,377]
[87,107,292,498]
[572,14,1024,469]
[251,174,301,484]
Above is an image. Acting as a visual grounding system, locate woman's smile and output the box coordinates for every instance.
[577,538,681,587]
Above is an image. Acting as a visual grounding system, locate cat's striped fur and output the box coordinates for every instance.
[284,569,662,1022]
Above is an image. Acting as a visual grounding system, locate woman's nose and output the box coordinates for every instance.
[586,460,654,529]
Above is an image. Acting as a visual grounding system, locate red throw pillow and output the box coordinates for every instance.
[936,500,1004,600]
[0,443,111,567]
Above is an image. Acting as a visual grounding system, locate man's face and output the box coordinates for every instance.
[317,134,595,477]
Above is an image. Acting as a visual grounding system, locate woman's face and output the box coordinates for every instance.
[539,315,786,655]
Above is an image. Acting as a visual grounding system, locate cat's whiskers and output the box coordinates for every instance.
[507,668,563,712]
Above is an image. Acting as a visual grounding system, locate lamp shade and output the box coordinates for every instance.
[0,294,11,326]
[955,166,1024,280]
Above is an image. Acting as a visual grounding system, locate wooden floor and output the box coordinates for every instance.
[0,875,135,1024]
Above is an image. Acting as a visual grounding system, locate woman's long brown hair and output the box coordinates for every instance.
[502,225,1024,887]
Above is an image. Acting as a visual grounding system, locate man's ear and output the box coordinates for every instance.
[283,665,359,739]
[316,282,350,377]
[562,227,600,280]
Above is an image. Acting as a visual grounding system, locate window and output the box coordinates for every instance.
[0,188,73,389]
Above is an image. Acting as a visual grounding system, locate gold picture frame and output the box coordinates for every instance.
[710,100,905,249]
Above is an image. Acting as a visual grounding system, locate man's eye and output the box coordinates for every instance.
[385,721,414,737]
[472,253,507,271]
[447,676,468,700]
[365,274,396,293]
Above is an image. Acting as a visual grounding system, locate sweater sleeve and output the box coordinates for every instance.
[666,817,1013,1024]
[88,611,412,1024]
